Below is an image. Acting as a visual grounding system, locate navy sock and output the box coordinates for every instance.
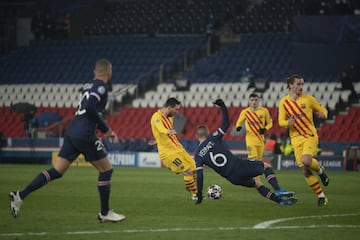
[98,169,113,216]
[257,185,280,203]
[264,167,280,191]
[19,168,62,200]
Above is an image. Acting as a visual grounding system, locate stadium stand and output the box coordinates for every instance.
[82,0,234,36]
[0,33,358,143]
[81,0,357,36]
[0,36,207,87]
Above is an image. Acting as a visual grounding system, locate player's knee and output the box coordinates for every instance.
[99,168,113,181]
[253,179,263,189]
[301,155,312,167]
[183,168,193,176]
[302,167,312,177]
[47,168,62,181]
[263,161,271,169]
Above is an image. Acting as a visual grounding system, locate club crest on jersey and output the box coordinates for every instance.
[155,119,160,123]
[97,86,106,95]
[301,103,306,109]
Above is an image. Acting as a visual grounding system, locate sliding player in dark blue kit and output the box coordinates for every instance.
[9,59,125,222]
[194,99,297,205]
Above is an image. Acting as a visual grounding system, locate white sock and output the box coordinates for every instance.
[318,192,325,198]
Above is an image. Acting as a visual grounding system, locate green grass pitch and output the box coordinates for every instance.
[1,164,360,240]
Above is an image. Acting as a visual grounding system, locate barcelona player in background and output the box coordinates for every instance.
[150,98,197,200]
[235,93,290,196]
[9,59,125,222]
[194,99,297,205]
[278,74,330,206]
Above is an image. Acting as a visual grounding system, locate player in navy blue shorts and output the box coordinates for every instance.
[9,59,125,222]
[194,99,297,205]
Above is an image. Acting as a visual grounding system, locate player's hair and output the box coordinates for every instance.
[164,97,181,107]
[196,125,209,139]
[94,59,112,75]
[249,93,259,98]
[286,74,303,89]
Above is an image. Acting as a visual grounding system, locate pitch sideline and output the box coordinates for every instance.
[1,213,359,237]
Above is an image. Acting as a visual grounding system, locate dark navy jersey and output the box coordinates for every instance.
[195,104,235,178]
[195,131,237,178]
[66,79,110,139]
[195,103,263,196]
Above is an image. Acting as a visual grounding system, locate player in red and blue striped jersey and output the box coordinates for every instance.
[194,99,296,205]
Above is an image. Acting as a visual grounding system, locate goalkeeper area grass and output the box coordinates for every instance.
[1,164,360,240]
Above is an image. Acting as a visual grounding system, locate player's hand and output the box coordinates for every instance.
[288,115,295,126]
[168,129,177,135]
[236,126,242,132]
[195,194,203,204]
[315,111,325,119]
[258,128,266,134]
[106,130,118,143]
[213,99,225,107]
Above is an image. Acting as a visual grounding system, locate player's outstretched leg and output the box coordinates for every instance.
[264,167,281,190]
[256,185,297,205]
[9,168,62,218]
[264,165,295,198]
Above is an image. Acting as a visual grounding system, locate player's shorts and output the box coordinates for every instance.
[58,135,107,162]
[227,159,264,187]
[292,135,318,167]
[247,143,264,160]
[161,151,196,174]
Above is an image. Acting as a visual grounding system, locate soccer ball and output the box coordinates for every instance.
[207,184,223,199]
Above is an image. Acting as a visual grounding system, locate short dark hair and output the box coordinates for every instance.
[249,93,259,98]
[196,125,209,138]
[286,74,303,89]
[164,97,180,107]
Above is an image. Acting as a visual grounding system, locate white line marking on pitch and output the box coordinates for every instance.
[1,213,359,237]
[1,225,360,237]
[253,213,360,229]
